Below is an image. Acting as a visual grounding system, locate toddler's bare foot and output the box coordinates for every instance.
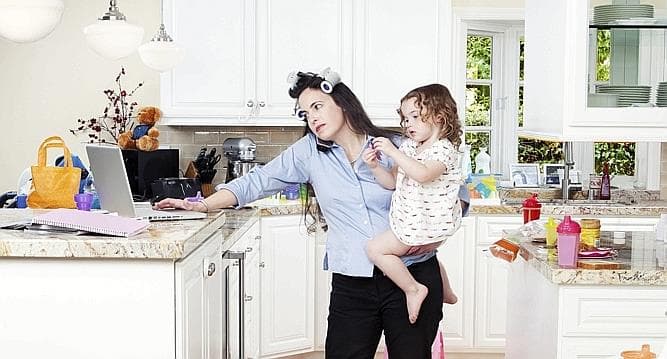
[443,290,458,305]
[406,283,429,324]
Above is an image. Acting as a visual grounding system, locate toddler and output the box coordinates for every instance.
[363,83,463,324]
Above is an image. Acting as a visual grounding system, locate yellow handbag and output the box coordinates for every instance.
[27,136,81,209]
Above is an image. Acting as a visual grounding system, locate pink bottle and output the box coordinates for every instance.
[556,215,581,268]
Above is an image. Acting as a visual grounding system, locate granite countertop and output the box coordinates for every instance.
[518,231,667,286]
[471,200,667,216]
[0,208,259,260]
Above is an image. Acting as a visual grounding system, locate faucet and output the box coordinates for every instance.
[562,142,574,202]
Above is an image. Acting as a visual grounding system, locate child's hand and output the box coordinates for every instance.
[372,137,399,158]
[362,148,379,168]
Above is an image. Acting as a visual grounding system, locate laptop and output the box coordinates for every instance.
[85,144,207,221]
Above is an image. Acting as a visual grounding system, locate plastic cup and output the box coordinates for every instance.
[557,233,580,268]
[74,193,93,211]
[15,194,27,208]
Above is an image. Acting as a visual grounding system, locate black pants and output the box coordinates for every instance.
[325,256,443,359]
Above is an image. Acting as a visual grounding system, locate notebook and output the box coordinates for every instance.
[33,209,150,237]
[85,144,207,222]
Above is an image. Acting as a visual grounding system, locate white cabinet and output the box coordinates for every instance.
[240,222,262,359]
[176,230,223,359]
[474,216,522,349]
[523,0,667,141]
[437,217,475,350]
[161,0,350,126]
[161,0,453,126]
[260,214,316,357]
[350,0,453,125]
[314,233,331,352]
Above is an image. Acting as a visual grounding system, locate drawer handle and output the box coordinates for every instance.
[259,262,265,268]
[255,235,261,240]
[245,295,253,302]
[207,262,216,277]
[246,246,253,253]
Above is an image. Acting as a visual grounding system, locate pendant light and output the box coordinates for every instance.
[138,0,184,72]
[83,0,144,60]
[0,0,64,43]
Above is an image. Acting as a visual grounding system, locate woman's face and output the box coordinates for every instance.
[298,88,347,141]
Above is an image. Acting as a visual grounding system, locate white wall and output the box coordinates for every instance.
[0,0,160,192]
[453,0,524,6]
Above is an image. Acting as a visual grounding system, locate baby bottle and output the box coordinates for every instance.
[545,217,558,247]
[521,193,541,224]
[474,147,491,174]
[556,215,581,268]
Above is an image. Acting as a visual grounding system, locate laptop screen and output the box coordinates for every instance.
[85,144,138,218]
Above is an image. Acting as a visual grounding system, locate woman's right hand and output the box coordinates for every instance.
[153,197,196,211]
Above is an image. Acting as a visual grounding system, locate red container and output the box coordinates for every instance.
[522,193,542,224]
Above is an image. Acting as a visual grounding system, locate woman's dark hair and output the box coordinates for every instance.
[288,71,399,233]
[399,83,462,149]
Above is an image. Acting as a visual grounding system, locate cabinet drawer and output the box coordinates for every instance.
[476,216,523,245]
[232,222,261,258]
[561,287,667,337]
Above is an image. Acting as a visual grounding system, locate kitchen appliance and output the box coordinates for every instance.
[121,148,179,200]
[222,247,246,358]
[222,137,262,182]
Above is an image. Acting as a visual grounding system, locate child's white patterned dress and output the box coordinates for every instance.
[389,138,463,246]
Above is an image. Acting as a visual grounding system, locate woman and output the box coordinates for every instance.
[155,70,443,359]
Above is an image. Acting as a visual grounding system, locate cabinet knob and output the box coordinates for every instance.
[255,235,261,241]
[258,101,266,108]
[246,246,253,253]
[244,295,253,302]
[246,99,255,108]
[259,262,265,268]
[207,262,216,276]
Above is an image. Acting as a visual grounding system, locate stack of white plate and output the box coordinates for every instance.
[593,4,654,25]
[596,85,651,107]
[656,82,667,107]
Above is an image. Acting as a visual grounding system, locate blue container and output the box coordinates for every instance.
[283,184,300,200]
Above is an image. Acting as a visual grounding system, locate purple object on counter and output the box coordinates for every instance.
[185,191,204,202]
[74,193,93,211]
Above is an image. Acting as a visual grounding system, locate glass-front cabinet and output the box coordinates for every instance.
[523,0,667,141]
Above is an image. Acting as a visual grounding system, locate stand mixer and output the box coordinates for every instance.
[222,137,262,182]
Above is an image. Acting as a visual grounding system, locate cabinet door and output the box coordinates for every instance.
[474,216,522,349]
[351,0,451,125]
[245,252,261,359]
[176,255,205,359]
[314,240,332,351]
[260,215,315,356]
[204,249,223,359]
[255,0,352,119]
[437,217,475,350]
[161,0,256,120]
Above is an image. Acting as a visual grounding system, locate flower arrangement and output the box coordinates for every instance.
[70,67,143,144]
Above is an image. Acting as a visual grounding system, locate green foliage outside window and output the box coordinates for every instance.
[467,36,492,80]
[594,142,635,175]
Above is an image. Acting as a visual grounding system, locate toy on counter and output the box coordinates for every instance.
[467,174,500,204]
[118,106,162,151]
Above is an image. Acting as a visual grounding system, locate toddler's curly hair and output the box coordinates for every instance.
[399,84,462,148]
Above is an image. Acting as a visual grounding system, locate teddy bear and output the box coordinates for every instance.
[118,106,162,151]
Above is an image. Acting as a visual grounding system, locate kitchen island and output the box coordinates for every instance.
[0,208,257,359]
[505,232,667,358]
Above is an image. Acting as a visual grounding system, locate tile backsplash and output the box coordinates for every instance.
[159,125,305,185]
[162,125,667,199]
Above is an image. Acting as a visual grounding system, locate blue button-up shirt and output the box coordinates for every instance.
[219,133,435,277]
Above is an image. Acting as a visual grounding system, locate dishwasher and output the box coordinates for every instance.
[222,246,246,359]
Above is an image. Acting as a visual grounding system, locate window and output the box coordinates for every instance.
[457,11,655,188]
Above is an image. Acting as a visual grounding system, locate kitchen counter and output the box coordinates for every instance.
[471,200,667,216]
[518,232,667,286]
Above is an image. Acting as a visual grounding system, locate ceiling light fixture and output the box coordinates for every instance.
[0,0,64,43]
[138,0,184,72]
[83,0,144,60]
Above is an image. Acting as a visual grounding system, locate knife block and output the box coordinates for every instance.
[184,161,214,197]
